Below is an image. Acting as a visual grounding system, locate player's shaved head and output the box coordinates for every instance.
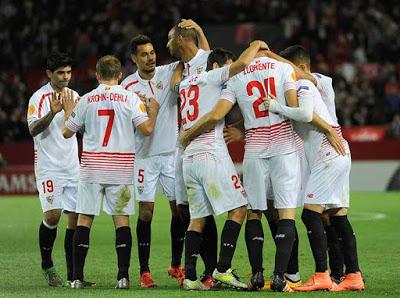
[172,25,197,44]
[96,55,122,81]
[130,34,153,54]
[206,48,236,71]
[46,52,72,72]
[279,45,310,67]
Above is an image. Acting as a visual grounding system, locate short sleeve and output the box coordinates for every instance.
[130,93,149,127]
[65,97,86,132]
[297,80,314,102]
[282,63,297,92]
[313,73,334,100]
[205,65,231,85]
[220,79,237,104]
[27,92,42,126]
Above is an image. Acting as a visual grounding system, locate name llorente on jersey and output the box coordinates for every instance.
[243,60,276,75]
[87,92,127,103]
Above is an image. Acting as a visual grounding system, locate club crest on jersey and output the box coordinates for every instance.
[28,105,36,116]
[137,186,144,195]
[156,81,163,90]
[196,67,204,74]
[46,195,54,204]
[307,193,314,199]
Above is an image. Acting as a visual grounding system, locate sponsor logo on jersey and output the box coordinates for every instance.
[307,193,314,199]
[139,103,146,113]
[28,105,36,116]
[46,195,54,204]
[137,185,144,194]
[71,111,76,118]
[298,86,310,91]
[156,81,163,90]
[291,72,297,81]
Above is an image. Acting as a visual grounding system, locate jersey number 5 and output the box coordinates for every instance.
[179,85,199,125]
[247,77,276,118]
[98,109,115,147]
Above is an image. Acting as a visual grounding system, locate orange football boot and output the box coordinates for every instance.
[295,272,332,291]
[330,272,365,291]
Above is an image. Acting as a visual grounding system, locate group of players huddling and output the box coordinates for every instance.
[27,19,365,292]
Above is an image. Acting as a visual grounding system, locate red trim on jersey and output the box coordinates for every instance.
[245,120,290,132]
[148,81,155,95]
[124,80,139,90]
[38,92,52,118]
[82,151,135,156]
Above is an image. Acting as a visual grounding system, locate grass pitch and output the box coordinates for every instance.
[0,192,399,297]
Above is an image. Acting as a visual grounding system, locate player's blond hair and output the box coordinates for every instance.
[96,55,122,80]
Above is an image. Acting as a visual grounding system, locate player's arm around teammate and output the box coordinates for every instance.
[178,40,269,147]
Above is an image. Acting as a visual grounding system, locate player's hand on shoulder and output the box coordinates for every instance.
[49,92,63,114]
[223,126,245,144]
[61,89,76,113]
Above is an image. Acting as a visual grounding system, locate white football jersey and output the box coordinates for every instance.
[293,80,348,168]
[221,57,297,158]
[179,66,230,155]
[27,83,79,180]
[121,62,179,158]
[312,72,350,154]
[65,84,149,184]
[312,73,338,124]
[183,49,211,77]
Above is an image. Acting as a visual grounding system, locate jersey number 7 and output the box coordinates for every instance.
[98,109,115,147]
[247,77,276,118]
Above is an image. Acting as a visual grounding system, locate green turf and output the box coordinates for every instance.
[0,192,399,297]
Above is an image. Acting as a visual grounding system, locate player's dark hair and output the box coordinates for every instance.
[172,25,197,44]
[206,48,236,71]
[96,55,122,80]
[130,34,153,54]
[279,45,310,67]
[45,52,72,72]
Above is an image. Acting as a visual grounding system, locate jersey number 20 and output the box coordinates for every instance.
[247,77,276,118]
[98,109,115,147]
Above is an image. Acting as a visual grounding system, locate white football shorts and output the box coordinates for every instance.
[304,153,351,206]
[183,152,247,219]
[36,178,77,213]
[134,152,175,202]
[243,151,301,210]
[175,147,188,205]
[76,183,134,216]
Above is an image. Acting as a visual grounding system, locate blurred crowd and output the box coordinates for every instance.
[0,0,399,141]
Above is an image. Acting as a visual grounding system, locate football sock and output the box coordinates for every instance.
[267,219,278,240]
[72,225,90,281]
[115,226,132,280]
[217,220,241,273]
[301,209,328,272]
[184,230,202,281]
[331,215,360,273]
[39,221,57,270]
[245,219,264,274]
[136,219,151,274]
[170,215,185,267]
[64,228,75,280]
[273,219,296,277]
[325,222,344,279]
[287,225,299,275]
[200,215,218,276]
[178,204,190,231]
